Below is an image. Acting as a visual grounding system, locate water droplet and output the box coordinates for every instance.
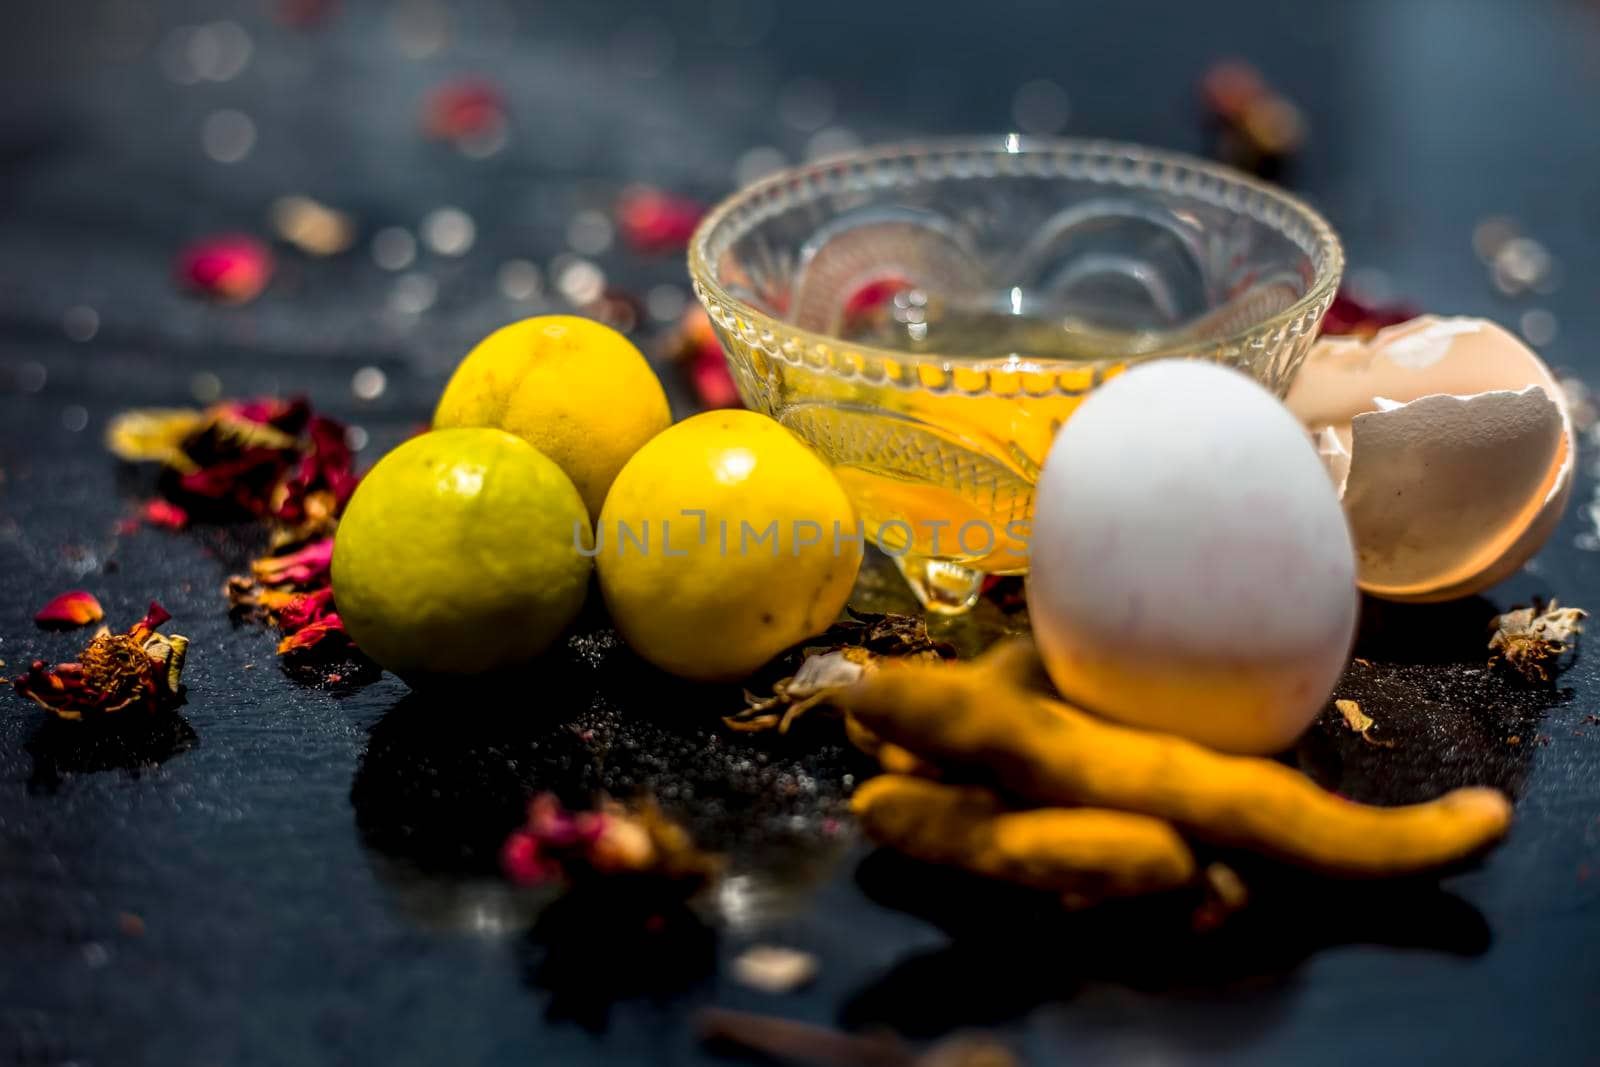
[390,0,450,59]
[390,273,438,314]
[422,207,475,257]
[191,20,252,81]
[190,371,222,403]
[804,126,860,161]
[159,25,202,84]
[498,259,542,302]
[646,284,686,322]
[1520,308,1558,347]
[18,362,47,393]
[553,257,604,306]
[351,366,387,401]
[62,405,89,433]
[345,425,370,451]
[458,119,508,159]
[777,77,835,132]
[565,210,614,256]
[62,305,99,342]
[202,109,256,163]
[1472,215,1519,262]
[734,146,787,188]
[1492,236,1552,296]
[1011,78,1071,135]
[371,227,417,271]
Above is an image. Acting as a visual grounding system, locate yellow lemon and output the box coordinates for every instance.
[596,410,863,681]
[433,315,672,518]
[331,428,593,681]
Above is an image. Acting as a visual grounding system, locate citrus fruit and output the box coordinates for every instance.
[433,315,672,519]
[331,428,593,680]
[595,410,862,681]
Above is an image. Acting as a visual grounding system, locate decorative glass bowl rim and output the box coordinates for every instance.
[688,135,1345,399]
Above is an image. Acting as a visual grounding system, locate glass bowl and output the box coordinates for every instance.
[688,137,1343,612]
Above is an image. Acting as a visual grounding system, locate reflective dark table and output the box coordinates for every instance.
[3,1,1599,1063]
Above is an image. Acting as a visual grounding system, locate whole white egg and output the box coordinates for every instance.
[1027,360,1358,754]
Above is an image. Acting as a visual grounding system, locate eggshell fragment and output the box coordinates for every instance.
[1287,316,1574,602]
[1028,361,1358,755]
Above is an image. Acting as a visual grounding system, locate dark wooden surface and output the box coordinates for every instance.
[3,1,1599,1063]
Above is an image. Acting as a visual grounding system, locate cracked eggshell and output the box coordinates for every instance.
[1286,316,1574,602]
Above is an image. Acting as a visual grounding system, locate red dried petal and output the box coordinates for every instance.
[616,186,706,254]
[690,350,741,410]
[274,0,337,28]
[277,587,336,631]
[252,538,334,588]
[665,306,722,365]
[275,613,347,655]
[501,831,560,885]
[177,451,290,506]
[525,794,610,849]
[136,601,172,635]
[176,236,274,304]
[35,591,104,629]
[843,277,913,327]
[272,413,359,524]
[1321,290,1420,339]
[215,396,306,431]
[422,78,506,141]
[1201,60,1268,119]
[141,499,190,530]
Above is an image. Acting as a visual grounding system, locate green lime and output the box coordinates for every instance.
[331,428,593,680]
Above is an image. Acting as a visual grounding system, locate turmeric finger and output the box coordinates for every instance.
[852,775,1197,905]
[839,645,1512,878]
[843,712,940,778]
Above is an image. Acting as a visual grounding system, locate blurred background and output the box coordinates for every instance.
[4,3,1600,1063]
[3,0,1598,425]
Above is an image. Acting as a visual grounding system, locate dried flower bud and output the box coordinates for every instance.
[13,602,188,721]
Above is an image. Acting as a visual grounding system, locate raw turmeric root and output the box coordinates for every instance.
[853,775,1197,906]
[838,640,1512,878]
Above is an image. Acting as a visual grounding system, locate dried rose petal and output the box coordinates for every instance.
[501,831,561,885]
[214,396,305,431]
[141,499,190,530]
[616,186,706,254]
[277,586,336,631]
[252,538,334,588]
[13,601,187,722]
[275,613,348,655]
[501,794,718,891]
[1321,290,1420,340]
[275,0,337,28]
[176,236,274,304]
[1200,60,1268,118]
[35,591,105,629]
[842,276,912,331]
[422,78,505,141]
[1199,59,1305,174]
[691,350,741,410]
[665,306,722,365]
